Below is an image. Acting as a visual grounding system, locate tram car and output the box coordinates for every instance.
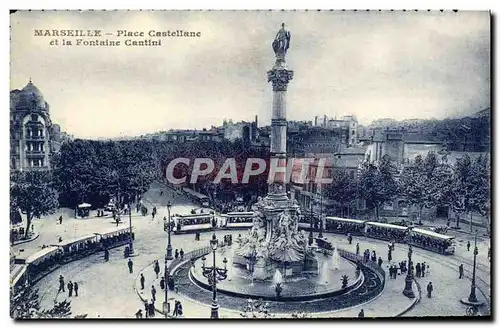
[52,234,100,263]
[95,226,132,250]
[223,212,254,229]
[324,217,367,236]
[173,212,215,233]
[409,228,456,255]
[364,221,410,243]
[21,246,62,284]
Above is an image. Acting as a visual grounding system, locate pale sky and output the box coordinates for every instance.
[10,10,490,139]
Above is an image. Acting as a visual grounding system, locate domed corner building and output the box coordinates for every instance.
[10,79,61,171]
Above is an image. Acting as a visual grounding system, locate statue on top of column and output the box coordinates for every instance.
[272,23,291,58]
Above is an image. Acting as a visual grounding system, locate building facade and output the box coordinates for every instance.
[10,80,61,171]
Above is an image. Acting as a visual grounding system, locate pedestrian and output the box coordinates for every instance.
[160,277,165,290]
[467,241,471,252]
[393,265,398,279]
[173,301,179,317]
[135,309,143,318]
[416,263,421,278]
[459,264,464,279]
[358,309,364,318]
[347,233,352,245]
[128,258,134,274]
[421,262,426,277]
[116,218,119,227]
[180,249,184,260]
[154,261,160,279]
[140,273,145,290]
[371,250,377,262]
[104,248,109,262]
[58,275,65,292]
[67,281,73,297]
[151,285,156,302]
[356,243,360,256]
[177,301,183,316]
[149,301,155,317]
[378,257,383,267]
[175,249,179,260]
[388,265,393,279]
[403,260,408,273]
[427,282,433,298]
[144,300,149,318]
[426,264,430,275]
[73,282,79,297]
[58,236,63,243]
[59,215,63,224]
[388,250,392,262]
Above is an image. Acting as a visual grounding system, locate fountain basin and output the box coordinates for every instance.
[189,247,363,302]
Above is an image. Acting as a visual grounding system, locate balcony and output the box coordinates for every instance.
[25,150,46,157]
[24,135,45,141]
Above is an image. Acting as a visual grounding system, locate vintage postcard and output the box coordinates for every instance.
[9,10,491,319]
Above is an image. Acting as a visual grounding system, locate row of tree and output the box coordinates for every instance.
[323,152,490,229]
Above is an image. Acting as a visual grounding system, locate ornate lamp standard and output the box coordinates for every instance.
[308,192,314,245]
[402,245,415,298]
[318,186,324,239]
[163,201,173,318]
[461,231,484,307]
[201,234,228,319]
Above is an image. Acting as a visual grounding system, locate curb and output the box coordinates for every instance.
[11,231,40,246]
[396,280,421,317]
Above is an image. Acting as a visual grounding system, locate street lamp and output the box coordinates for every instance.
[163,201,173,318]
[201,234,228,319]
[128,201,134,255]
[318,186,324,239]
[308,193,314,245]
[461,231,484,307]
[402,245,415,299]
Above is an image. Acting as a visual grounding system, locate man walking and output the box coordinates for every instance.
[377,257,383,267]
[104,248,109,262]
[73,282,79,297]
[180,249,184,260]
[416,263,421,278]
[151,285,156,302]
[59,215,63,225]
[459,264,464,279]
[467,241,471,252]
[154,261,160,279]
[356,243,360,256]
[58,275,65,293]
[388,249,392,262]
[421,262,426,277]
[140,273,145,290]
[67,281,73,297]
[128,258,134,274]
[427,282,433,298]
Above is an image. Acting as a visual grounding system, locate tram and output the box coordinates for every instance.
[364,222,410,243]
[410,228,456,255]
[324,217,367,236]
[223,212,254,229]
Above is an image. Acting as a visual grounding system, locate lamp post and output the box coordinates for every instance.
[201,234,228,319]
[318,186,324,239]
[128,201,134,255]
[402,245,415,298]
[163,201,173,318]
[308,192,314,245]
[461,231,484,307]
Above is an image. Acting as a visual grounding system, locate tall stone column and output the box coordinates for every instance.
[267,43,293,202]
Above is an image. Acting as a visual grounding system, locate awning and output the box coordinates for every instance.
[182,188,208,200]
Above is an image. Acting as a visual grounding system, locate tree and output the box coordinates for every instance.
[430,161,455,226]
[358,155,399,220]
[450,155,476,229]
[10,171,59,239]
[469,154,491,233]
[11,285,72,319]
[324,168,357,217]
[400,153,437,225]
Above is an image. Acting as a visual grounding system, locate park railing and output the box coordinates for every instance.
[168,246,212,272]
